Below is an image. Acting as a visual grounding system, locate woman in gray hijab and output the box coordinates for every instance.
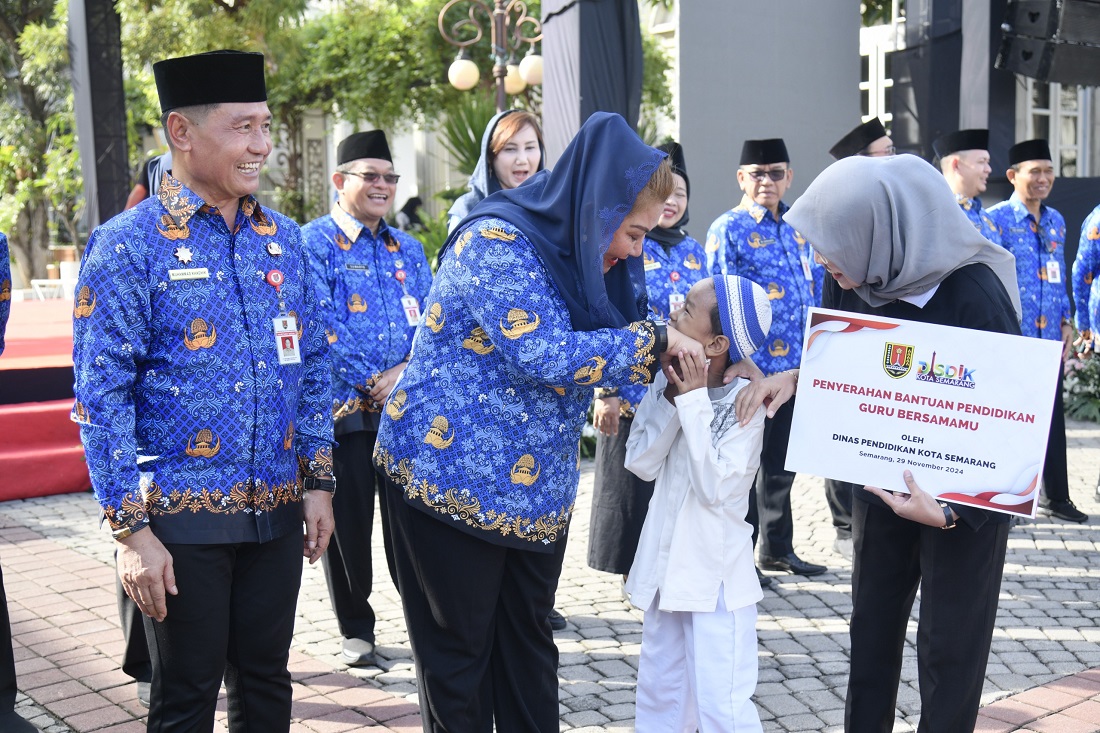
[735,154,1021,732]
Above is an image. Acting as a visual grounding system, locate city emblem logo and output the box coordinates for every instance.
[882,342,914,379]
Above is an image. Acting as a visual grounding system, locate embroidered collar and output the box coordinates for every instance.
[156,173,264,230]
[331,202,390,243]
[736,195,787,224]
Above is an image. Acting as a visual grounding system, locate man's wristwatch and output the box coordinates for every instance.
[112,524,147,541]
[937,501,957,530]
[302,476,336,493]
[653,319,668,355]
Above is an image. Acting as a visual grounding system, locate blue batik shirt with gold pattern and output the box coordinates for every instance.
[301,204,432,434]
[72,175,334,545]
[989,193,1069,341]
[705,197,822,373]
[1072,204,1100,341]
[598,234,707,417]
[0,232,10,356]
[374,217,660,551]
[956,193,1002,245]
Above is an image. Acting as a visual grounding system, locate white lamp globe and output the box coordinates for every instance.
[518,53,543,86]
[504,63,526,95]
[448,57,480,91]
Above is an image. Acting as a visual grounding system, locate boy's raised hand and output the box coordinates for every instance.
[666,350,708,395]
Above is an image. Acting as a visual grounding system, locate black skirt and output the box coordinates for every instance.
[586,417,656,575]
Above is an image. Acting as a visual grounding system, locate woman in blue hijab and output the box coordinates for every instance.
[447,109,546,233]
[375,112,699,731]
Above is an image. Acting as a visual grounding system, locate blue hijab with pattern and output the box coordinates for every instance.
[443,112,667,332]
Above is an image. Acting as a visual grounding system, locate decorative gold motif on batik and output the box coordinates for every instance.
[326,328,338,344]
[705,233,720,253]
[384,233,401,253]
[768,339,790,357]
[642,251,656,268]
[548,385,566,395]
[767,283,785,300]
[299,448,334,480]
[499,309,540,339]
[103,488,149,531]
[510,454,541,485]
[747,232,770,249]
[794,231,807,245]
[424,415,455,449]
[425,303,445,333]
[683,254,702,270]
[156,214,191,241]
[250,210,278,236]
[627,321,657,385]
[72,401,90,423]
[375,447,571,544]
[462,326,496,354]
[1087,272,1095,286]
[573,356,607,386]
[283,422,294,450]
[1037,315,1048,330]
[183,317,217,350]
[73,286,97,318]
[454,230,474,256]
[386,390,408,419]
[333,395,369,420]
[141,478,303,520]
[480,225,517,242]
[347,294,368,313]
[334,232,352,251]
[0,279,10,302]
[185,428,221,458]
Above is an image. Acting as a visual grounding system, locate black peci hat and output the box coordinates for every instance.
[337,131,392,166]
[656,141,689,196]
[932,129,989,158]
[153,51,267,115]
[829,118,888,160]
[1008,139,1052,166]
[740,138,789,166]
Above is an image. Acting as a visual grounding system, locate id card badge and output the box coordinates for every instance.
[800,252,814,281]
[401,295,422,327]
[669,292,686,312]
[273,316,302,365]
[1046,259,1062,283]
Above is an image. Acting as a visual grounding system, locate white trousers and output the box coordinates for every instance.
[635,592,762,733]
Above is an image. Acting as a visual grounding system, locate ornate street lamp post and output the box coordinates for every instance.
[438,0,543,113]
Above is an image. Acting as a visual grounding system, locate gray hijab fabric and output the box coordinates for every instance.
[784,154,1022,319]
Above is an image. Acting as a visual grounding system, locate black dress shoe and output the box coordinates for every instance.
[137,680,151,708]
[341,637,378,667]
[548,608,567,631]
[1039,499,1088,523]
[755,567,774,590]
[759,553,826,576]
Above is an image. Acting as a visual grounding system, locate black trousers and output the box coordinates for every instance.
[1042,368,1069,504]
[845,498,1009,733]
[322,430,396,642]
[747,398,797,558]
[824,479,855,539]
[587,418,655,575]
[116,553,152,683]
[0,564,17,714]
[145,531,302,733]
[383,475,564,733]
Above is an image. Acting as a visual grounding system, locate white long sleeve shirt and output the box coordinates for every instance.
[624,374,766,613]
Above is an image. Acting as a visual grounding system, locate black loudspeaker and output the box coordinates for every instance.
[996,0,1100,86]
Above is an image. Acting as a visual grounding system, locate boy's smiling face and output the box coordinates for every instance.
[668,279,729,360]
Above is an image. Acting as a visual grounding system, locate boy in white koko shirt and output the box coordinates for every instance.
[625,274,772,733]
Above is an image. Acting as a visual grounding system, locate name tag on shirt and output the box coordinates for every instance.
[643,260,661,271]
[168,268,210,281]
[1047,260,1062,283]
[345,263,370,273]
[800,254,814,281]
[401,295,421,327]
[273,316,302,365]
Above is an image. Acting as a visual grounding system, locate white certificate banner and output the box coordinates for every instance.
[786,308,1062,518]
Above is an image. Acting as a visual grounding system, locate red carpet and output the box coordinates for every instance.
[0,299,89,500]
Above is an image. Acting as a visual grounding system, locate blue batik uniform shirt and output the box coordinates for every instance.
[0,232,10,355]
[705,197,822,373]
[956,193,1002,245]
[1071,204,1100,341]
[374,218,661,551]
[989,193,1069,340]
[302,203,432,434]
[72,175,334,544]
[599,234,707,416]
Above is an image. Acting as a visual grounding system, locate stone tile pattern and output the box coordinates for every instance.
[3,419,1100,731]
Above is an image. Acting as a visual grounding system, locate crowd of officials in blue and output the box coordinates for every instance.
[0,46,1098,733]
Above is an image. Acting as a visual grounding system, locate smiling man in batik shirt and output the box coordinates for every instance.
[990,139,1086,524]
[301,130,432,668]
[706,138,826,581]
[934,129,1002,245]
[72,50,334,731]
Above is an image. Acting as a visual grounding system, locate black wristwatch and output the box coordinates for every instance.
[302,476,336,493]
[112,524,148,541]
[653,319,668,356]
[937,501,956,530]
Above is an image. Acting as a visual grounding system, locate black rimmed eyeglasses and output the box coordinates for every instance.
[341,170,401,185]
[743,168,789,182]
